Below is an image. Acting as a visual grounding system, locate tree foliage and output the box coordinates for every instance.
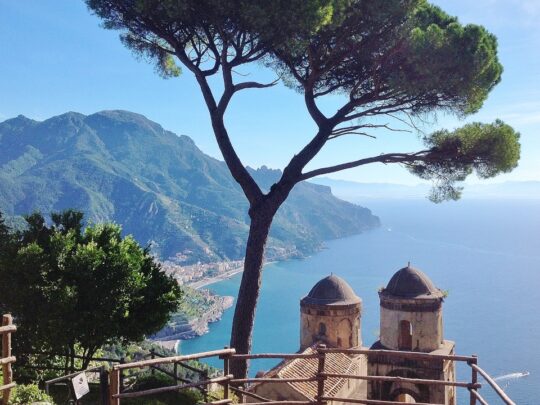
[86,0,519,200]
[0,210,181,371]
[85,0,521,377]
[411,120,520,201]
[274,1,502,116]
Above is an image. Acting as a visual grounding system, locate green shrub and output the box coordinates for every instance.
[9,383,54,404]
[124,372,202,405]
[131,372,176,391]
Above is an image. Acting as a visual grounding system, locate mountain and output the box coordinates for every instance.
[311,177,540,203]
[0,110,379,263]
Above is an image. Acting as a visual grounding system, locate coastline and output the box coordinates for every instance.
[154,236,367,348]
[152,294,235,345]
[187,260,280,289]
[189,265,244,289]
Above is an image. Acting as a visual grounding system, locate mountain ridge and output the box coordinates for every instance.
[0,110,380,264]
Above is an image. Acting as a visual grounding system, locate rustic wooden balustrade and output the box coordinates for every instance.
[0,315,16,405]
[0,313,514,404]
[107,345,516,405]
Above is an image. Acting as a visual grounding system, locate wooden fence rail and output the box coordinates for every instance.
[320,397,441,405]
[106,344,516,405]
[322,347,477,363]
[0,315,16,405]
[470,364,516,405]
[320,372,481,389]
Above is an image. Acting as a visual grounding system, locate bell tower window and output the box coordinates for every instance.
[398,320,413,350]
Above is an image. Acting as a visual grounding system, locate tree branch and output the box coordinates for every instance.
[304,88,327,127]
[233,79,279,92]
[300,150,431,180]
[329,123,410,138]
[328,131,376,139]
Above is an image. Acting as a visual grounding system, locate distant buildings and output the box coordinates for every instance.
[162,259,244,286]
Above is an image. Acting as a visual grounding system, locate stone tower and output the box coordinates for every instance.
[379,265,444,352]
[368,265,456,404]
[300,274,362,350]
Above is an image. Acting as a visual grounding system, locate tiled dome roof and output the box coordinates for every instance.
[384,265,442,298]
[301,274,361,306]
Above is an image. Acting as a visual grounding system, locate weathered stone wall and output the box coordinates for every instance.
[367,340,456,405]
[300,304,361,350]
[379,303,442,352]
[443,358,457,405]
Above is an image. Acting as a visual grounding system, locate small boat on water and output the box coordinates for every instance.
[494,371,530,381]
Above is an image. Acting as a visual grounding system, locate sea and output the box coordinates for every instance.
[179,199,540,404]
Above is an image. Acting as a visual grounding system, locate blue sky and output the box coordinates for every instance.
[0,0,538,184]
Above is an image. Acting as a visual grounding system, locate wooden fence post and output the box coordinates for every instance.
[316,344,326,405]
[110,367,120,405]
[150,349,155,376]
[100,366,109,405]
[119,357,125,393]
[2,314,13,405]
[222,346,230,400]
[173,361,178,384]
[469,354,478,405]
[202,369,209,402]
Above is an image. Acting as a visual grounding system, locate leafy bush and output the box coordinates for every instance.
[0,210,182,373]
[9,383,54,404]
[124,372,202,405]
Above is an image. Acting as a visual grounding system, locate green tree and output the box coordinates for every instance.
[0,210,181,371]
[0,211,9,241]
[85,0,521,377]
[0,211,14,258]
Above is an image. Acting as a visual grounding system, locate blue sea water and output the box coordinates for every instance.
[180,199,540,404]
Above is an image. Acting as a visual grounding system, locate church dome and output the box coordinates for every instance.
[301,274,361,306]
[383,265,443,299]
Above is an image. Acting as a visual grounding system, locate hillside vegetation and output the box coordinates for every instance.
[0,110,379,263]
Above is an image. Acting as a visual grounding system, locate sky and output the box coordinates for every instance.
[0,0,539,185]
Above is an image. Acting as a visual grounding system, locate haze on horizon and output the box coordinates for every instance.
[1,0,539,186]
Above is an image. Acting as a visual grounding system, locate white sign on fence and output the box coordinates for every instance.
[72,372,90,400]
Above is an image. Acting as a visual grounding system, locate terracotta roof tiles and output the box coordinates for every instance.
[254,345,362,400]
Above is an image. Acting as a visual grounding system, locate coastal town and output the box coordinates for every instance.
[162,259,245,289]
[151,260,243,348]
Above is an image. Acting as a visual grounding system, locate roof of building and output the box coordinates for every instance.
[254,345,363,400]
[301,274,361,306]
[383,265,443,299]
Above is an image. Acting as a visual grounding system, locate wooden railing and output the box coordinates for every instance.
[108,346,517,405]
[0,315,16,405]
[144,347,217,402]
[44,365,109,404]
[109,348,236,405]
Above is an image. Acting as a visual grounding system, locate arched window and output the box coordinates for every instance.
[399,320,413,350]
[396,393,417,403]
[319,322,327,336]
[337,337,342,347]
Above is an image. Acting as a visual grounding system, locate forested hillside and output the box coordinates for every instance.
[0,110,379,263]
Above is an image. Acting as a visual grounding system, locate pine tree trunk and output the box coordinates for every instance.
[229,206,275,378]
[82,346,96,370]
